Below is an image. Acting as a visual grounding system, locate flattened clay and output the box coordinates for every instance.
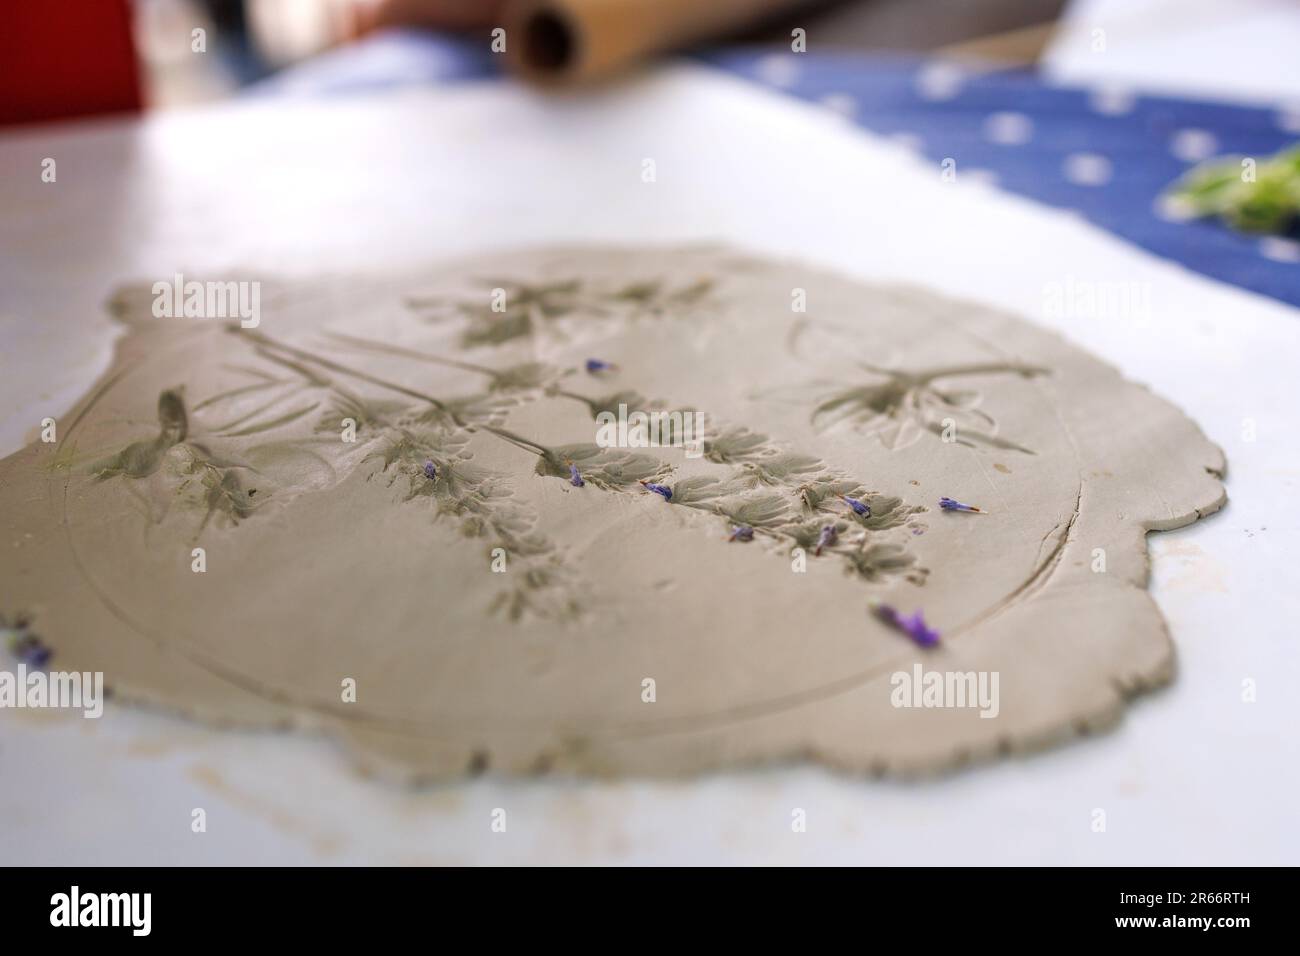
[0,246,1226,779]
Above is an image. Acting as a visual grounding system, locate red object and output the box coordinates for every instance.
[0,0,143,126]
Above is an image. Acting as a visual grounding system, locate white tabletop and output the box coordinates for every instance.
[1045,0,1300,106]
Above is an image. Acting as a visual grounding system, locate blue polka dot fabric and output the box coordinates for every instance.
[257,32,1300,309]
[706,49,1300,309]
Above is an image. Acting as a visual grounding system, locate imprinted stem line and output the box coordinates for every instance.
[243,330,460,420]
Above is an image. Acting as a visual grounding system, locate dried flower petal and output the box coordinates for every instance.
[843,494,872,517]
[871,601,940,647]
[568,463,585,487]
[813,524,838,555]
[640,480,673,501]
[729,525,754,542]
[585,358,616,374]
[423,460,437,480]
[8,632,53,667]
[939,496,981,513]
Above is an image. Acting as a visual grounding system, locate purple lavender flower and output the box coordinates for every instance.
[585,358,616,374]
[9,632,52,668]
[813,524,838,556]
[842,495,872,518]
[729,525,754,542]
[568,463,585,487]
[423,460,437,481]
[640,480,673,501]
[939,496,982,513]
[871,602,940,648]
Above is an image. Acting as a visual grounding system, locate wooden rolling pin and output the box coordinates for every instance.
[503,0,814,84]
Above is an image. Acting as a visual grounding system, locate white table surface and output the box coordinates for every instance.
[1,66,1296,865]
[1045,0,1300,106]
